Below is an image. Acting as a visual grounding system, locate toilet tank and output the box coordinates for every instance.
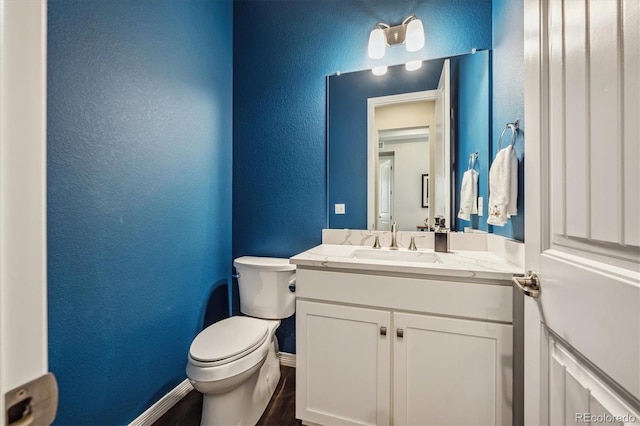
[233,256,296,319]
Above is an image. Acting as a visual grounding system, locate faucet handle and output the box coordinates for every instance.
[365,233,382,249]
[408,235,427,251]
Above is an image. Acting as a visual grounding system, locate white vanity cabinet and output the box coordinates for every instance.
[295,268,514,426]
[393,312,512,426]
[296,300,392,426]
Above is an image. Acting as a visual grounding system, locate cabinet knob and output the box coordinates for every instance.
[397,328,404,338]
[380,326,387,336]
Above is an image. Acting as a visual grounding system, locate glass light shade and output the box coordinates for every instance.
[372,66,388,76]
[405,60,422,71]
[368,28,387,59]
[405,18,424,52]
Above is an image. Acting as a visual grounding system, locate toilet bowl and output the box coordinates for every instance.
[186,257,295,426]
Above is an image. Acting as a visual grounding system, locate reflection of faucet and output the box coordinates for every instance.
[390,222,399,250]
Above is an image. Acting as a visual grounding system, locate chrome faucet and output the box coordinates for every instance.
[390,222,399,250]
[408,235,427,251]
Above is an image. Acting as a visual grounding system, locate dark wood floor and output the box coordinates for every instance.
[153,366,301,426]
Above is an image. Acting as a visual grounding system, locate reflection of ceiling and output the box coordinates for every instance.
[378,127,429,143]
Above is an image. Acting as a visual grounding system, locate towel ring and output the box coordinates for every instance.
[468,152,478,170]
[498,120,519,150]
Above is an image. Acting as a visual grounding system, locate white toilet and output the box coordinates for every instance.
[186,256,296,426]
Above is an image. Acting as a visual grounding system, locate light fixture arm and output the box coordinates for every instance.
[401,14,418,26]
[372,22,390,30]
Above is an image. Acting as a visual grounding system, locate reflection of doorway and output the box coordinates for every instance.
[367,59,450,230]
[377,153,394,231]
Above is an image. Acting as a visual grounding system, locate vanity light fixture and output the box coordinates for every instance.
[367,14,425,59]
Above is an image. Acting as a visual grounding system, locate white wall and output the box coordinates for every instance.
[380,140,429,230]
[376,101,435,231]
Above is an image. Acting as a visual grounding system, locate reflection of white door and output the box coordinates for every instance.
[524,1,639,425]
[377,155,394,231]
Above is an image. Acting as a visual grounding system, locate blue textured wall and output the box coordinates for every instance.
[455,51,490,231]
[47,1,233,424]
[233,0,492,353]
[491,0,525,241]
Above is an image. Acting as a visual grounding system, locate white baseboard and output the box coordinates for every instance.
[128,379,194,426]
[278,352,296,368]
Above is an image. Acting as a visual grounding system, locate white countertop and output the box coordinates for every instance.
[290,243,523,281]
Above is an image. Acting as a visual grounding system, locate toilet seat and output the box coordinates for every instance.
[189,317,269,367]
[186,319,280,384]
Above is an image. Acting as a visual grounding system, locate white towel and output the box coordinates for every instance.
[457,169,478,221]
[487,145,518,226]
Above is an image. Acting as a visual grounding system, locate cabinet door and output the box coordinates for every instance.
[296,300,391,426]
[393,313,513,425]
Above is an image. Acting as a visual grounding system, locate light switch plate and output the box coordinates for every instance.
[335,203,345,214]
[477,197,484,216]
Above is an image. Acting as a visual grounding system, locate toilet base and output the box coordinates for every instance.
[200,339,281,426]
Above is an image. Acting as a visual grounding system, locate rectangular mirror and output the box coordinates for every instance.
[327,51,490,232]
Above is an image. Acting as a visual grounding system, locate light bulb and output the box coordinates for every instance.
[372,66,387,76]
[405,60,422,71]
[368,27,386,59]
[405,18,424,52]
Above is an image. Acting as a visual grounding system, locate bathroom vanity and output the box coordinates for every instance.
[291,231,523,426]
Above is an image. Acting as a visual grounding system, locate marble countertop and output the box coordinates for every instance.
[290,244,523,281]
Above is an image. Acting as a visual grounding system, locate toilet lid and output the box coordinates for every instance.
[189,316,269,363]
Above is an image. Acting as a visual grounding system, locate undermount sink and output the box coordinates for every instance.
[350,249,442,263]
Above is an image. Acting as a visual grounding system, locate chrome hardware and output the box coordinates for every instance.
[396,328,404,338]
[408,235,426,251]
[365,233,382,249]
[380,326,387,336]
[498,119,519,149]
[390,222,399,250]
[512,271,540,298]
[232,273,240,279]
[288,278,296,293]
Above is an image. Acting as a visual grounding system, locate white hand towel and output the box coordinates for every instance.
[457,169,478,221]
[487,145,518,226]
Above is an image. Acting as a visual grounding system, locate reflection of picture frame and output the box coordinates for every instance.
[421,174,429,208]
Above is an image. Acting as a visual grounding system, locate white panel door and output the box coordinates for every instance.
[393,313,513,426]
[524,0,640,424]
[296,301,391,426]
[0,1,49,424]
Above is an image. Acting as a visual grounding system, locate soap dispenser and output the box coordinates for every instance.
[434,217,449,253]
